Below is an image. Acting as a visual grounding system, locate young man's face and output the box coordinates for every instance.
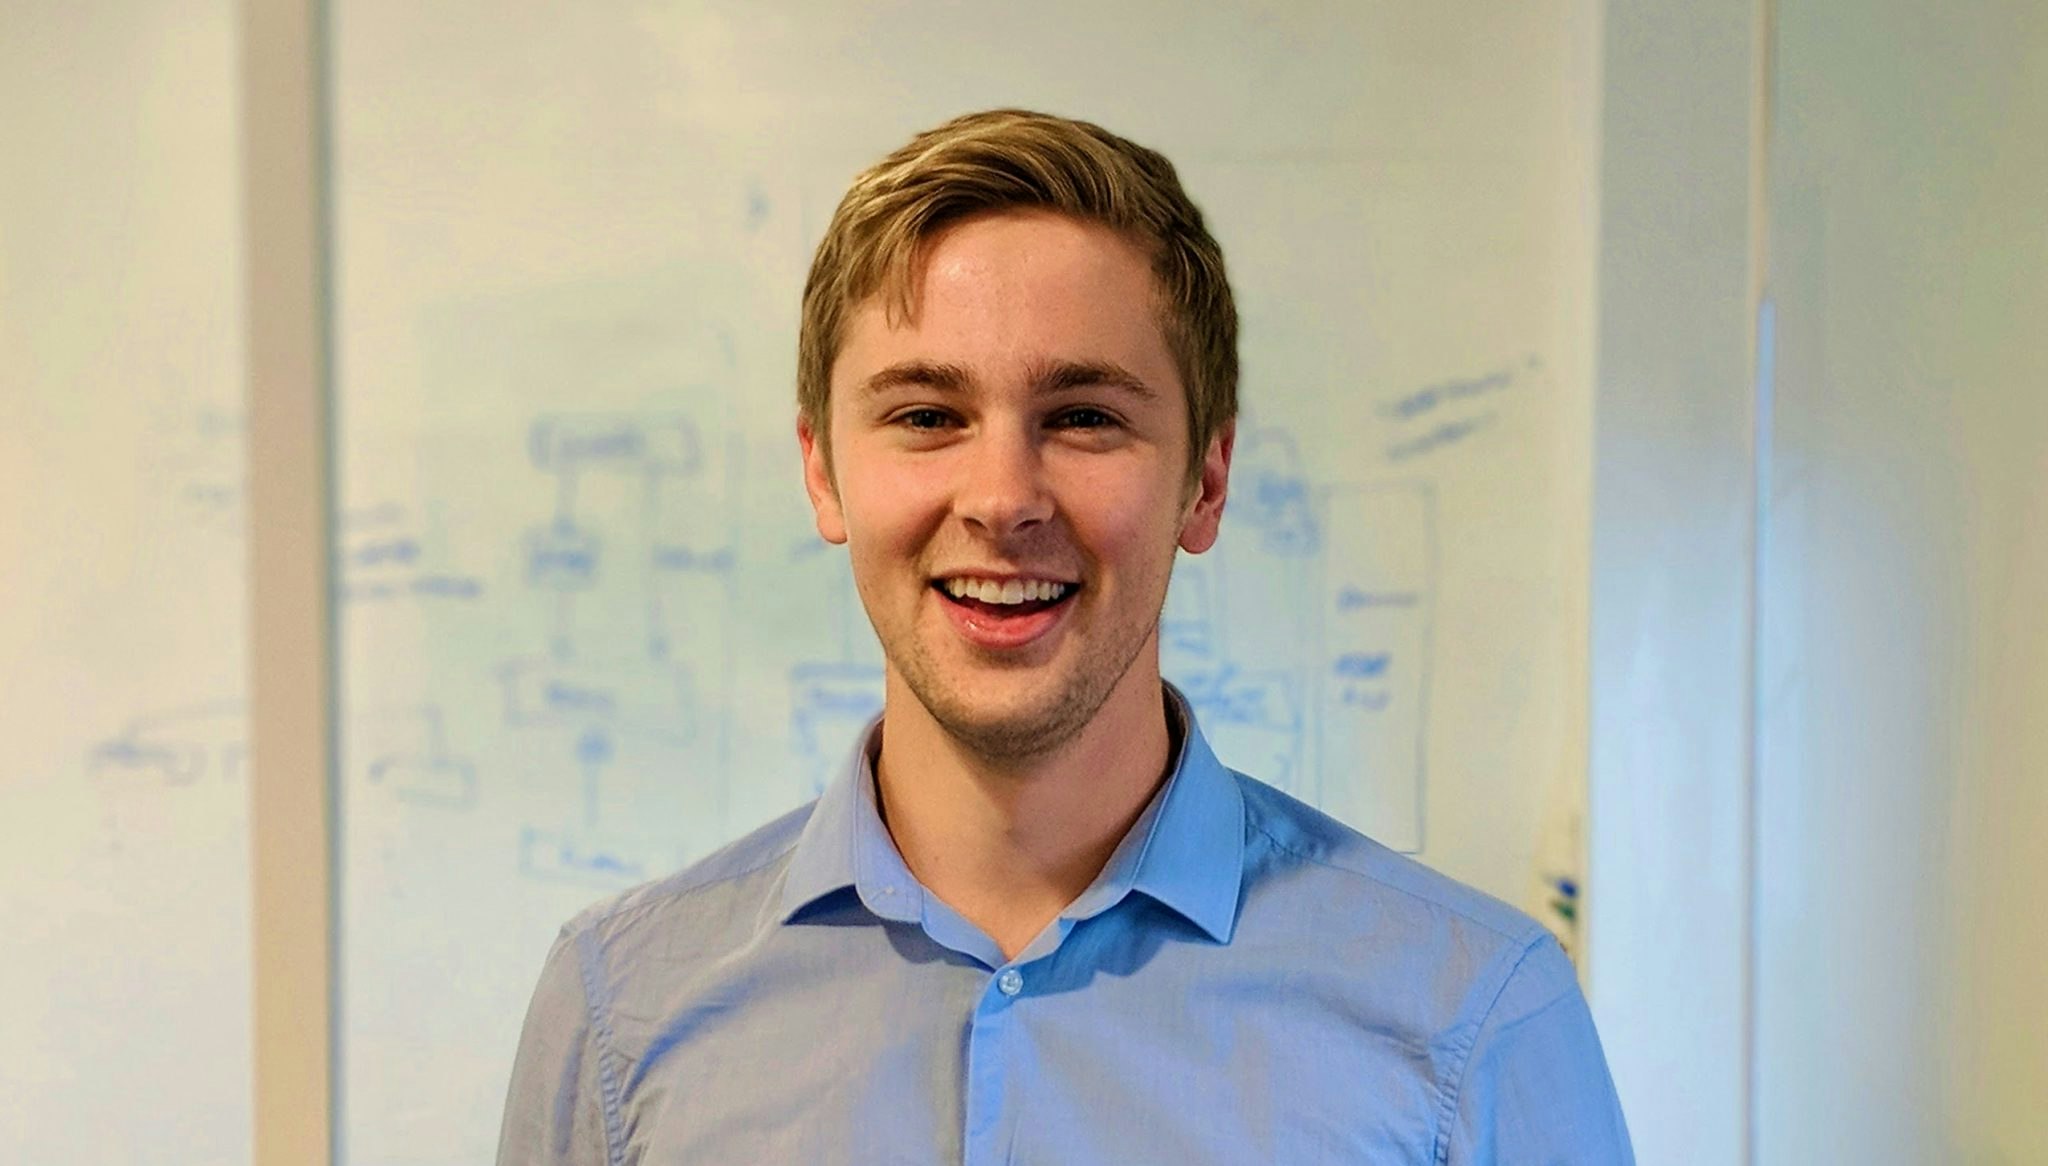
[801,209,1232,760]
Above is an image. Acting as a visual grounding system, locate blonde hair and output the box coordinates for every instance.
[798,109,1238,487]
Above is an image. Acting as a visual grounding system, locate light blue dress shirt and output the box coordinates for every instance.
[498,686,1633,1164]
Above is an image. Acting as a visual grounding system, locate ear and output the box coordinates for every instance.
[1177,420,1235,554]
[798,415,848,545]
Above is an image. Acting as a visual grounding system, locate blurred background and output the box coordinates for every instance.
[2,1,2042,1163]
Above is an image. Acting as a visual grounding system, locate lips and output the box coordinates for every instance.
[930,579,1080,650]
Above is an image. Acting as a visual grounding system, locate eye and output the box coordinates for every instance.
[895,407,955,431]
[1052,406,1119,430]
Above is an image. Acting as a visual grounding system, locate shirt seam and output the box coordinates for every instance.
[1245,813,1539,945]
[1429,931,1547,1166]
[572,925,630,1166]
[588,832,806,940]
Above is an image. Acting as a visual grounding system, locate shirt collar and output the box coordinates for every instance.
[778,725,921,925]
[778,682,1245,944]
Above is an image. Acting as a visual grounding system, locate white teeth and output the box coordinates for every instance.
[942,577,1070,604]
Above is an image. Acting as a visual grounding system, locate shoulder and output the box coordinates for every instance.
[1231,773,1559,1010]
[1228,774,1620,1143]
[1236,773,1546,946]
[553,801,817,972]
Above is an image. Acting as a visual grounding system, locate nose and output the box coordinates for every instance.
[955,423,1054,539]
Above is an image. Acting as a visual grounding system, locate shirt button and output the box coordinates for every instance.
[996,968,1024,997]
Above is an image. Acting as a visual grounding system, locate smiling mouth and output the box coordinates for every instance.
[931,580,1080,618]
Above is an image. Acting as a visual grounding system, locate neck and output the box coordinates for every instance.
[873,667,1174,962]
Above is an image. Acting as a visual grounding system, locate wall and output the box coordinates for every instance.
[1589,0,1762,1159]
[1758,2,2048,1161]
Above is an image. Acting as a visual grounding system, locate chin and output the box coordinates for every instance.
[914,675,1103,764]
[881,612,1160,764]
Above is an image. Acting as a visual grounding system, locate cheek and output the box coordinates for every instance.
[835,460,948,554]
[1061,477,1188,576]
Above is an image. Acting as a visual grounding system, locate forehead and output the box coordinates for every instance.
[831,210,1181,401]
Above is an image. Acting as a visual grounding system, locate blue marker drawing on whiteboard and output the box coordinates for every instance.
[515,730,694,889]
[1177,664,1305,794]
[1378,357,1536,463]
[497,656,696,745]
[1179,664,1300,732]
[1145,424,1439,843]
[142,395,245,530]
[789,661,885,795]
[525,521,600,591]
[650,544,735,574]
[349,536,421,569]
[1378,362,1523,422]
[1312,482,1436,853]
[1385,414,1495,462]
[518,826,661,888]
[1335,586,1422,610]
[88,700,247,788]
[359,703,478,810]
[1232,426,1321,556]
[1160,561,1215,656]
[521,411,742,662]
[85,701,248,854]
[530,413,702,478]
[575,728,613,826]
[338,504,485,604]
[1334,652,1391,680]
[504,411,742,885]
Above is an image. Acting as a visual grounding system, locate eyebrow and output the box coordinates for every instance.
[857,358,1159,402]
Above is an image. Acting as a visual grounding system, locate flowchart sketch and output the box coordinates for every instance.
[498,656,697,745]
[87,701,248,789]
[518,410,742,659]
[1161,424,1334,808]
[511,719,713,890]
[789,662,886,795]
[531,413,701,478]
[519,825,680,889]
[1177,665,1307,798]
[1160,561,1217,657]
[1234,426,1323,558]
[524,521,601,593]
[1314,484,1436,853]
[354,704,478,810]
[339,506,486,605]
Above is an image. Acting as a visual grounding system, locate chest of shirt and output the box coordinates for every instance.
[601,918,1451,1165]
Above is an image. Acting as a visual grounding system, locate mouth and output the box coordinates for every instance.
[931,576,1080,615]
[930,575,1081,648]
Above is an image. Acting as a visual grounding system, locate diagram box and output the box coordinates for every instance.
[529,414,700,476]
[498,658,696,744]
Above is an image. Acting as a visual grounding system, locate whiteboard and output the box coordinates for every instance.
[0,1,251,1162]
[329,2,1600,1160]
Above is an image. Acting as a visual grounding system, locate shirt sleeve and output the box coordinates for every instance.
[497,925,617,1166]
[1443,933,1635,1165]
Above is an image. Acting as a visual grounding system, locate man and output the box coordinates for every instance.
[499,109,1633,1164]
